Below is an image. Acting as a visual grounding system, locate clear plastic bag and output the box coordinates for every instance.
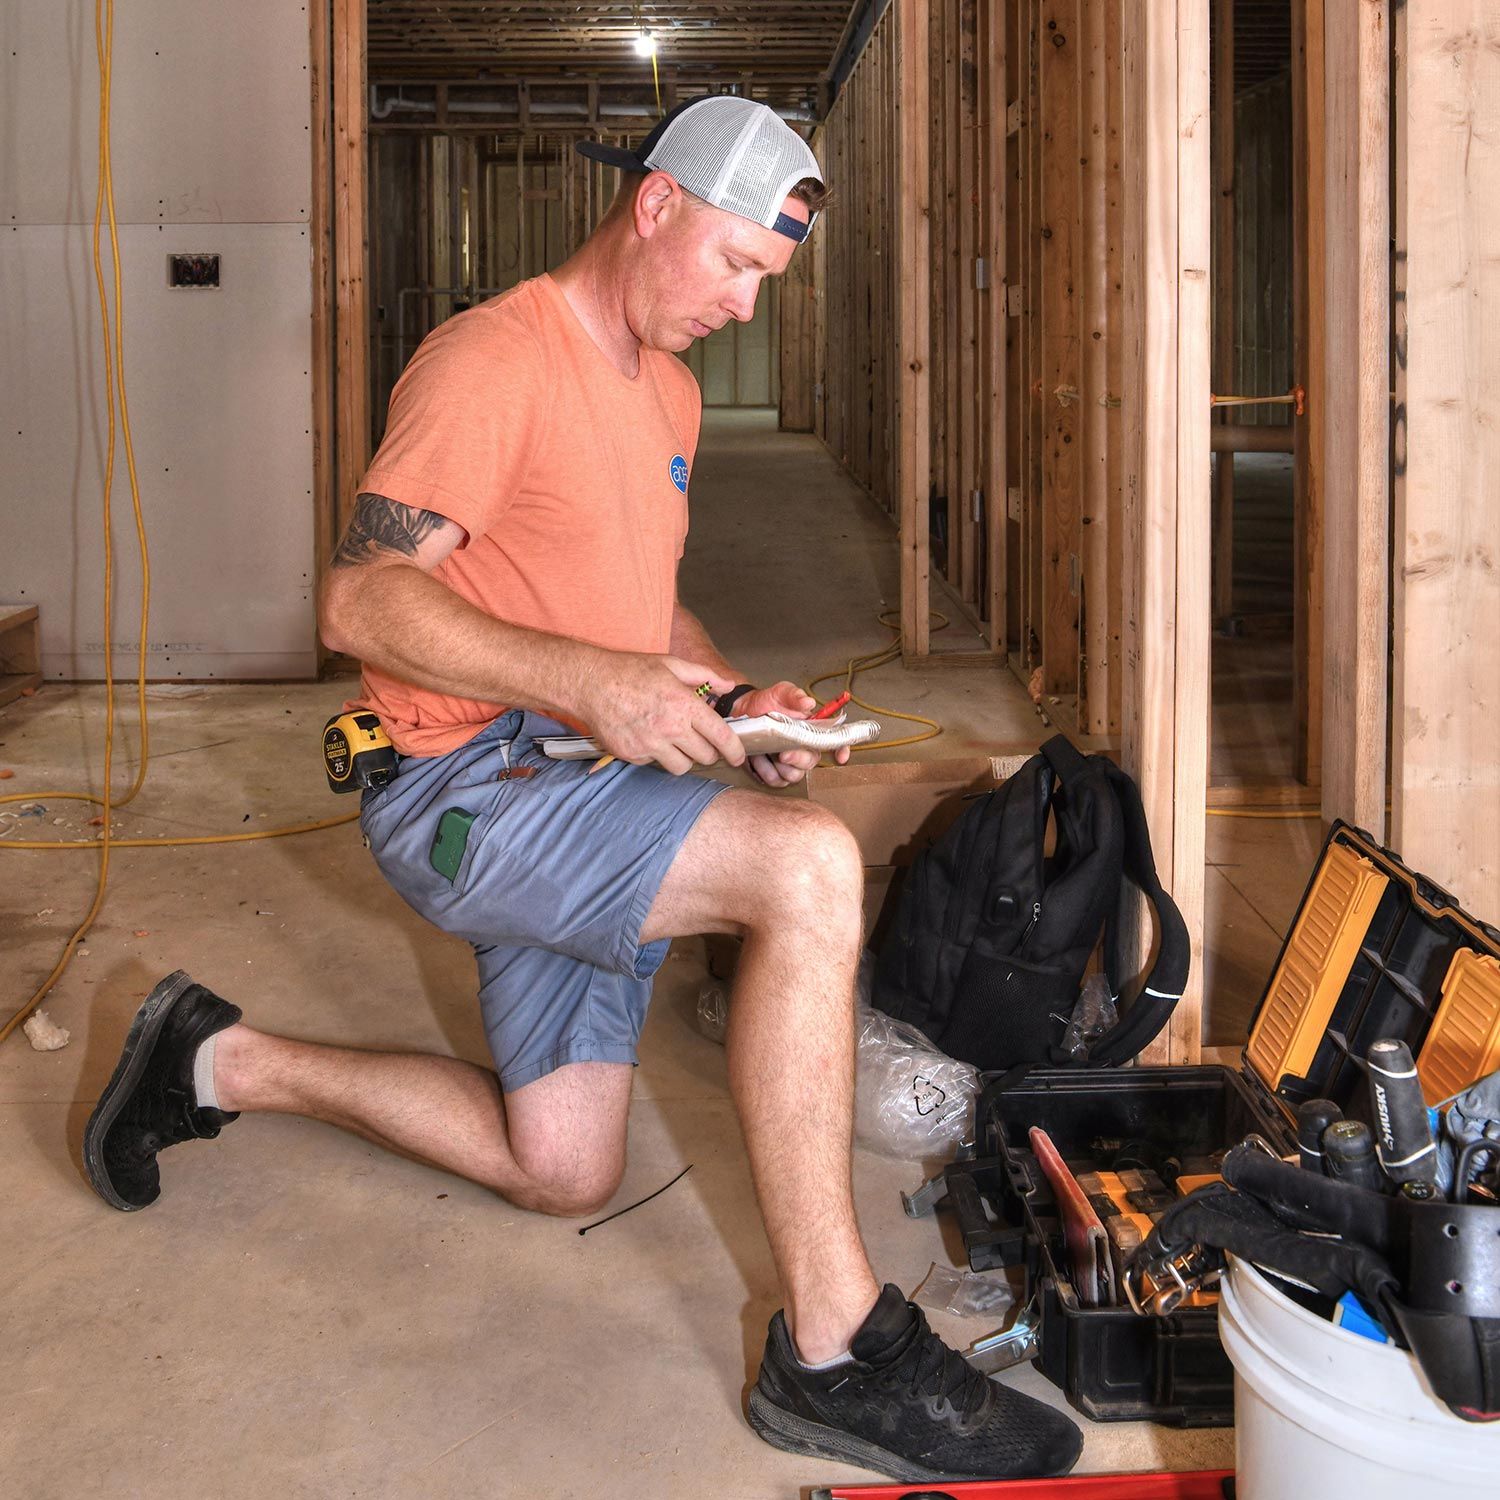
[854,1003,979,1158]
[1056,972,1118,1060]
[697,955,977,1161]
[854,952,979,1158]
[913,1262,1016,1320]
[696,980,729,1043]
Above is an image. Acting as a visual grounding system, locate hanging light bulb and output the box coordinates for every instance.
[634,27,657,58]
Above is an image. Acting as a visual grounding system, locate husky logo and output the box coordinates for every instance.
[669,454,689,493]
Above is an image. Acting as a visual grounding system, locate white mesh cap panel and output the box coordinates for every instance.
[643,97,821,234]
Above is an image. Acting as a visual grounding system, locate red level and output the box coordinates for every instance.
[811,1469,1234,1500]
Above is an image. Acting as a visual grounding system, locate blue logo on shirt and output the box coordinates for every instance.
[669,455,689,494]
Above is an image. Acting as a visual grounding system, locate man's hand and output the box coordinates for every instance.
[581,655,747,776]
[733,681,853,788]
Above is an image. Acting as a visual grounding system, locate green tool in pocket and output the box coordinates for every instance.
[429,807,477,884]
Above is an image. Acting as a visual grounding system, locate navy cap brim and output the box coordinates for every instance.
[574,139,650,171]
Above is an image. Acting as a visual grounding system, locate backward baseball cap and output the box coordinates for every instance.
[575,96,823,244]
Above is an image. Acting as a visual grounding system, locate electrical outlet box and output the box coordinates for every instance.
[167,253,220,289]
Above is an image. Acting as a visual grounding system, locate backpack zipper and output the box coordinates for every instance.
[1018,900,1042,951]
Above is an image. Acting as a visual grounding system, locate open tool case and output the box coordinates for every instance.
[940,820,1500,1427]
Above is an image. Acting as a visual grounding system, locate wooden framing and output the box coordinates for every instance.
[1291,0,1324,787]
[1210,0,1235,624]
[981,0,1009,650]
[368,2,852,92]
[820,0,1208,1048]
[1120,0,1211,1063]
[958,1,980,610]
[1024,2,1044,670]
[1039,0,1082,697]
[1390,0,1500,917]
[1319,0,1389,837]
[778,235,816,431]
[1102,0,1124,735]
[933,4,953,597]
[310,0,336,665]
[811,5,899,518]
[0,605,43,708]
[332,0,372,546]
[813,0,1017,662]
[897,0,932,656]
[1078,0,1113,734]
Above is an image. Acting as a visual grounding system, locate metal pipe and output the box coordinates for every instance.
[370,85,813,126]
[369,89,431,120]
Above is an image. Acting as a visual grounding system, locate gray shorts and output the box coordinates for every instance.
[359,709,729,1092]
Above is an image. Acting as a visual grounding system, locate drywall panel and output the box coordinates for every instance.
[0,0,313,228]
[0,221,316,679]
[1,0,315,681]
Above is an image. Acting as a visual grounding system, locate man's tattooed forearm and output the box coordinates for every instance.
[331,492,449,568]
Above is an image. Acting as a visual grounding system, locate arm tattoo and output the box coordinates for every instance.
[331,492,449,568]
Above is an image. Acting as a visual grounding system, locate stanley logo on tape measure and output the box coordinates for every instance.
[322,711,398,793]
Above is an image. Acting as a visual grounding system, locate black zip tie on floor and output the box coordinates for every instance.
[578,1163,693,1236]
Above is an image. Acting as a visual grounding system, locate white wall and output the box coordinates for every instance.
[0,1,317,680]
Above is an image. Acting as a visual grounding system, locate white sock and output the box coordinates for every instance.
[193,1032,221,1110]
[795,1346,854,1372]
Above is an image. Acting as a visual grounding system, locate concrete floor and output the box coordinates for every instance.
[0,410,1310,1496]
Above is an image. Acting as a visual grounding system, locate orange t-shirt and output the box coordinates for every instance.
[350,274,702,757]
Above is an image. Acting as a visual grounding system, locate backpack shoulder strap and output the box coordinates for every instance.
[1039,733,1093,789]
[1083,762,1192,1067]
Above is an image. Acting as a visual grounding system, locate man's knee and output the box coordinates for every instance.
[504,1143,625,1219]
[746,802,863,931]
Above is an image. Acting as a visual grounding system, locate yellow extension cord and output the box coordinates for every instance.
[0,3,357,1045]
[805,609,945,753]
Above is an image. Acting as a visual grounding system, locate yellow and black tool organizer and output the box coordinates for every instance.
[1247,824,1500,1110]
[940,820,1500,1428]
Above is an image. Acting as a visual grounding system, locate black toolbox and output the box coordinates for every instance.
[939,820,1500,1427]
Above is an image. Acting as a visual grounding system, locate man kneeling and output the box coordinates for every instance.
[83,98,1082,1485]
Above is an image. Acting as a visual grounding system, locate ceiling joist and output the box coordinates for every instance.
[368,2,857,92]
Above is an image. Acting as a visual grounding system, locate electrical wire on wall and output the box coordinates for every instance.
[0,1,356,1046]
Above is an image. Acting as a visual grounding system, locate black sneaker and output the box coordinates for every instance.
[83,970,243,1211]
[748,1284,1083,1482]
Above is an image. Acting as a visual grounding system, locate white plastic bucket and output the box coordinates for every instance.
[1218,1256,1498,1500]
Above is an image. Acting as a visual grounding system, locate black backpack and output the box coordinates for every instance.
[871,735,1190,1070]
